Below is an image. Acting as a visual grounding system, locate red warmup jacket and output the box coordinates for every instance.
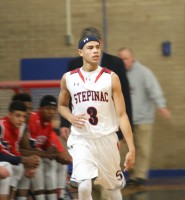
[0,116,22,156]
[50,131,65,152]
[28,111,65,152]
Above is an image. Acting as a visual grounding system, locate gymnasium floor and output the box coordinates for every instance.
[122,176,185,200]
[68,176,185,200]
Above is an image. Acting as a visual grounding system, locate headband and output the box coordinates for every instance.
[78,36,100,49]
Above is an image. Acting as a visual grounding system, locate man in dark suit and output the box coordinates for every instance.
[60,27,132,141]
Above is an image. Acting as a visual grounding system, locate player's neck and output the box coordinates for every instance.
[82,63,98,72]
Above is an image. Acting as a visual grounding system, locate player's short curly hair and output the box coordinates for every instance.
[9,100,27,112]
[12,93,32,102]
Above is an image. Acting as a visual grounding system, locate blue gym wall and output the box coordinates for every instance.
[20,57,73,80]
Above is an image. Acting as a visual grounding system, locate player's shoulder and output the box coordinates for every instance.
[109,70,119,83]
[0,117,8,127]
[0,120,4,134]
[136,61,153,75]
[0,118,5,125]
[70,68,80,75]
[30,111,37,117]
[63,68,82,81]
[29,112,39,123]
[101,67,112,74]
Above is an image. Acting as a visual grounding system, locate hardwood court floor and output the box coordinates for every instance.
[122,177,185,200]
[67,176,185,200]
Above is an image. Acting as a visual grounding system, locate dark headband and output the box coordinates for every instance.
[78,36,100,49]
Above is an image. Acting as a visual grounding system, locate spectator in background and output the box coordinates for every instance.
[118,47,171,186]
[60,27,132,142]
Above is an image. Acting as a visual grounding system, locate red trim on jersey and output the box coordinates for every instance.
[117,142,120,151]
[70,69,79,75]
[78,68,85,82]
[103,68,112,74]
[70,68,85,82]
[95,67,112,83]
[95,68,104,83]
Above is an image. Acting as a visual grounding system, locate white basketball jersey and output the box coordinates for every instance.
[66,66,119,138]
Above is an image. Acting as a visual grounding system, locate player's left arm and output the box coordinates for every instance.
[111,73,135,171]
[47,131,72,164]
[19,128,32,151]
[19,128,40,156]
[19,128,53,160]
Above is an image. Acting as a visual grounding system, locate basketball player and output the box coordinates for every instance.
[11,93,57,200]
[50,130,72,200]
[58,36,135,200]
[16,94,72,200]
[0,100,40,200]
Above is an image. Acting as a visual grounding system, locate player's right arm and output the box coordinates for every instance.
[58,74,86,129]
[58,74,73,123]
[0,152,39,168]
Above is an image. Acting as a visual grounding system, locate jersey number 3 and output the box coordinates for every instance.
[87,107,98,126]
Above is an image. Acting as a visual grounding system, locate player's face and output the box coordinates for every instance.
[79,41,101,66]
[40,105,57,122]
[23,101,32,122]
[8,110,26,128]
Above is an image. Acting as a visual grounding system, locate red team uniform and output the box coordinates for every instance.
[20,111,66,200]
[28,111,53,150]
[0,116,22,157]
[50,131,65,153]
[0,116,25,196]
[28,111,65,152]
